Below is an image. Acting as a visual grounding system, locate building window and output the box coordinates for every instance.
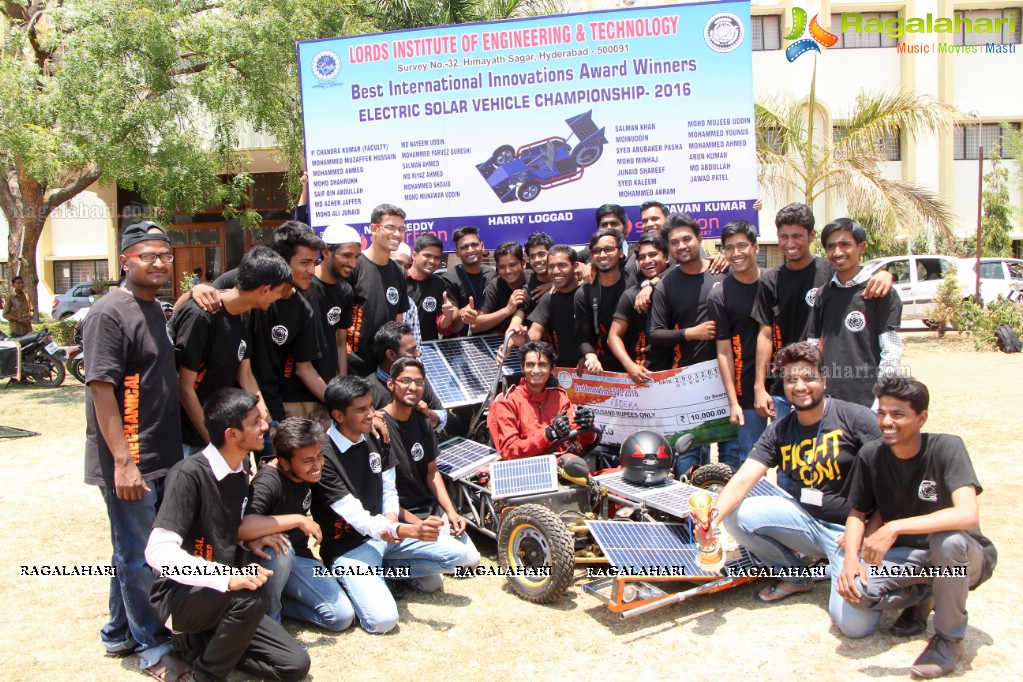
[53,259,110,295]
[830,12,899,48]
[832,126,901,161]
[752,16,782,51]
[954,122,1021,159]
[251,172,289,210]
[761,127,785,154]
[953,8,1022,46]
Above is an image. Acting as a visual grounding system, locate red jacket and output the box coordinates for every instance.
[487,379,593,460]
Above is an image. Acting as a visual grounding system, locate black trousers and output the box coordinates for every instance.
[154,583,310,682]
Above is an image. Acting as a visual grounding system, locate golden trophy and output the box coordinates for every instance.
[688,490,723,571]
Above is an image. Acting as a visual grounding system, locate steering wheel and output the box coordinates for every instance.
[547,425,603,457]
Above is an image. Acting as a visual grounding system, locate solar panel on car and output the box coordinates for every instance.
[419,336,510,408]
[489,455,559,499]
[436,437,500,480]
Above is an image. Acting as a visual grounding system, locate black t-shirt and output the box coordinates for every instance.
[407,273,449,341]
[384,411,441,518]
[707,274,761,410]
[347,255,410,375]
[574,276,629,372]
[213,269,320,417]
[311,434,395,564]
[442,264,496,310]
[649,267,725,368]
[169,300,251,446]
[480,276,526,336]
[84,289,182,486]
[523,270,549,319]
[527,288,581,368]
[302,275,354,381]
[151,452,249,593]
[247,466,315,559]
[846,434,984,549]
[808,278,902,407]
[748,398,881,523]
[613,285,673,370]
[751,256,833,395]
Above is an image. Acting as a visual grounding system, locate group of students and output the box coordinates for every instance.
[83,195,989,681]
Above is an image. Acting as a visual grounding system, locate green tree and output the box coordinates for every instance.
[980,158,1013,257]
[0,0,374,317]
[756,67,963,248]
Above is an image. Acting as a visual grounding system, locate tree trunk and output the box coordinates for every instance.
[6,213,47,322]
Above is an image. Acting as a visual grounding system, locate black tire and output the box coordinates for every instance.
[70,356,86,384]
[517,181,541,202]
[27,351,66,387]
[59,312,74,320]
[492,144,515,165]
[691,462,735,492]
[497,504,575,604]
[571,143,604,168]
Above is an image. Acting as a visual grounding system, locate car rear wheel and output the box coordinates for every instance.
[498,504,574,603]
[517,181,541,202]
[572,143,604,168]
[492,144,515,165]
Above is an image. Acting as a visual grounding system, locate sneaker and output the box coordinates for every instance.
[910,634,964,679]
[892,596,935,637]
[385,579,408,600]
[404,574,444,594]
[104,637,138,657]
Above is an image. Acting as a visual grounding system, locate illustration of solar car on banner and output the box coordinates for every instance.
[476,110,607,203]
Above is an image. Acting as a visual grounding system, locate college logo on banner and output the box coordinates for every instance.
[705,13,744,52]
[312,49,342,82]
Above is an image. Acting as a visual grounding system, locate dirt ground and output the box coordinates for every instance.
[1,339,1019,682]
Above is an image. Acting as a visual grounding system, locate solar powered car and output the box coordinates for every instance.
[420,334,784,616]
[475,110,608,203]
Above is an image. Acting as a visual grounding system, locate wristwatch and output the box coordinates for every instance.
[640,279,654,289]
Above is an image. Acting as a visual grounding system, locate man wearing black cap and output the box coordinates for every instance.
[83,222,189,680]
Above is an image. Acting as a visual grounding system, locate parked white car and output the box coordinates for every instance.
[860,255,1023,325]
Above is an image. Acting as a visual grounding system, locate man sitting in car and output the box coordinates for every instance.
[487,340,595,460]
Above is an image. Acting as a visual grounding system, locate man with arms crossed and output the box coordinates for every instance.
[84,222,187,680]
[838,377,995,678]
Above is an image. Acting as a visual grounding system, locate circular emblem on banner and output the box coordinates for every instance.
[410,442,425,461]
[557,371,573,390]
[805,287,819,307]
[386,287,400,305]
[271,325,289,345]
[368,451,383,474]
[705,13,744,52]
[237,340,247,362]
[422,296,438,313]
[327,306,342,326]
[312,50,341,82]
[302,489,312,511]
[844,311,867,333]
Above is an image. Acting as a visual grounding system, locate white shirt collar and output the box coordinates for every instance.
[830,266,871,288]
[201,443,246,481]
[328,423,364,453]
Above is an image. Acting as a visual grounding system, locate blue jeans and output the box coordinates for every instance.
[100,483,173,668]
[257,550,355,632]
[333,535,471,634]
[721,494,879,638]
[717,408,766,471]
[673,444,710,478]
[771,397,796,494]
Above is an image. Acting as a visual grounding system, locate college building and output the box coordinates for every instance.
[1,0,1020,314]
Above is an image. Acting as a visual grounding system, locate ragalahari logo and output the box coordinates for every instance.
[784,7,838,62]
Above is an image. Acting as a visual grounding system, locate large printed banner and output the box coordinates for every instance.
[297,1,758,248]
[560,361,738,447]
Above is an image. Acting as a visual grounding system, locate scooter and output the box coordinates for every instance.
[0,327,67,386]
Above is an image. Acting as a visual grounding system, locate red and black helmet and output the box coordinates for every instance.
[620,430,672,487]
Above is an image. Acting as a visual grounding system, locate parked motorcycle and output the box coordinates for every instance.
[64,301,172,385]
[0,327,67,386]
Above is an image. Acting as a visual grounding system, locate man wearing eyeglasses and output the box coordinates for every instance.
[707,221,765,468]
[382,357,479,594]
[346,204,410,375]
[83,222,189,681]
